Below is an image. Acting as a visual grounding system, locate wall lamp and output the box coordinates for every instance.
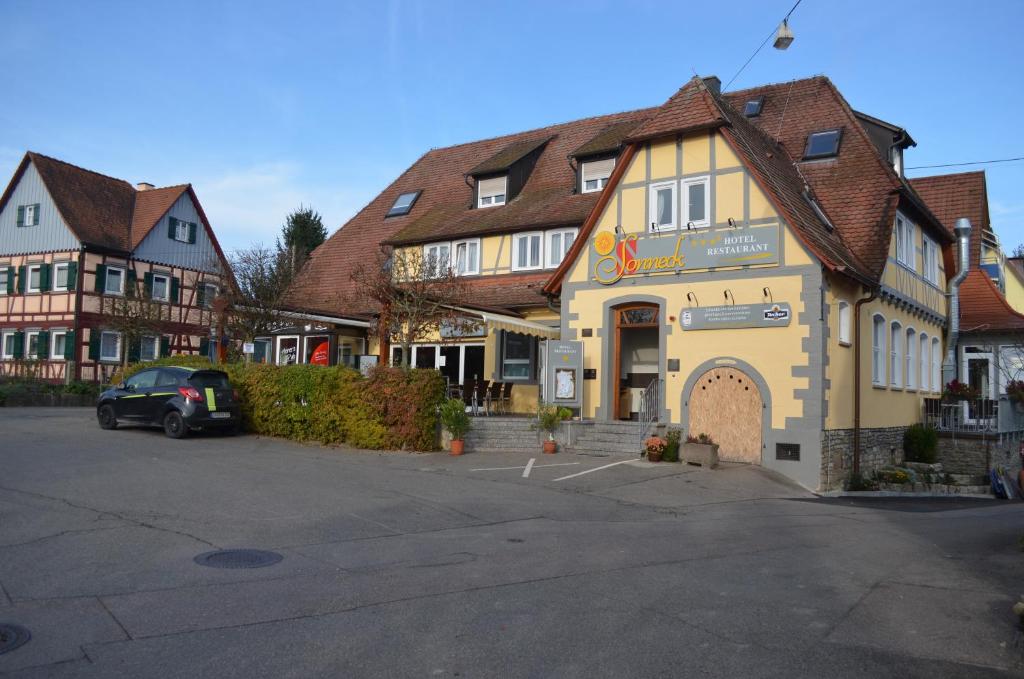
[724,289,735,305]
[763,287,773,303]
[686,292,699,307]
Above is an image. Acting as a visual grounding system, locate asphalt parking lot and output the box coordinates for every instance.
[0,408,1021,678]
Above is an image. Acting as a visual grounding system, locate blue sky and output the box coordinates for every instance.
[1,0,1022,254]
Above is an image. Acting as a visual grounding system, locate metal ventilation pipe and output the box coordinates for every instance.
[942,218,972,386]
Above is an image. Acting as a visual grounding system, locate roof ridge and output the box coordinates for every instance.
[27,151,134,187]
[908,169,987,182]
[725,74,828,97]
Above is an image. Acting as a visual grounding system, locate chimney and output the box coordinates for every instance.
[942,217,972,387]
[136,182,155,191]
[702,76,721,96]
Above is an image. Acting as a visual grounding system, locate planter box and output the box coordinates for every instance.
[682,442,718,469]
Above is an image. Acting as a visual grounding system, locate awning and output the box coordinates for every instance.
[450,306,560,340]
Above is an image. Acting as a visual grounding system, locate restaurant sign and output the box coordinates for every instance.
[591,225,779,285]
[680,303,793,331]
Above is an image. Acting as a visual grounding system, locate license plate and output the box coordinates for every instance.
[211,412,231,419]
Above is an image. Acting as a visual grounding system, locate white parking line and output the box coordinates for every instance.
[552,459,637,481]
[470,462,580,473]
[522,458,535,478]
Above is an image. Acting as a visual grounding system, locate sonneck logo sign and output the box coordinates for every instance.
[591,225,780,285]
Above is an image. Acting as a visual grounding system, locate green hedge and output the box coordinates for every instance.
[111,358,445,451]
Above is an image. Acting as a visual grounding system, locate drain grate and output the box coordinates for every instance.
[193,549,283,569]
[0,624,31,655]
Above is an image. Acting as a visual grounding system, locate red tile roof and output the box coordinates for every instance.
[624,77,726,143]
[958,269,1024,333]
[908,171,990,267]
[130,184,189,249]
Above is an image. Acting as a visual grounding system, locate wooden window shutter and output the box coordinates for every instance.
[94,264,106,292]
[188,222,197,244]
[170,277,180,304]
[168,217,177,239]
[33,204,40,225]
[199,337,209,357]
[160,336,171,357]
[12,331,24,359]
[128,337,141,363]
[39,263,51,292]
[16,266,26,294]
[88,333,100,361]
[66,261,77,291]
[16,206,24,228]
[196,283,205,308]
[64,331,76,360]
[143,272,153,298]
[126,270,138,298]
[37,331,49,359]
[7,266,16,293]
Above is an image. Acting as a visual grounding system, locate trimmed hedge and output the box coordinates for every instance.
[111,358,445,451]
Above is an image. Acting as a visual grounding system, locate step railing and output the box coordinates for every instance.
[638,378,662,448]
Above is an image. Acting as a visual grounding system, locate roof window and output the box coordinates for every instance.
[387,191,421,217]
[803,129,842,160]
[743,96,764,117]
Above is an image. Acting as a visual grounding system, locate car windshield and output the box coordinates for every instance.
[188,371,230,388]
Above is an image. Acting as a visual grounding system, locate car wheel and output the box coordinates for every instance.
[163,411,188,439]
[97,404,118,430]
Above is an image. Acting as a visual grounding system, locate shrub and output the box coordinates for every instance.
[686,432,715,445]
[439,399,471,440]
[875,468,911,484]
[846,472,878,491]
[903,423,938,463]
[534,403,572,438]
[663,429,681,462]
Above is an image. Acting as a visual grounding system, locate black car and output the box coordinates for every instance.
[97,366,241,438]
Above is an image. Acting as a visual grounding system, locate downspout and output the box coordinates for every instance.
[852,287,878,476]
[942,218,972,387]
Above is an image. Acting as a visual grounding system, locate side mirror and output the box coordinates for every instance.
[118,382,130,391]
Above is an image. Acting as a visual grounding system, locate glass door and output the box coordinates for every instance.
[962,348,995,425]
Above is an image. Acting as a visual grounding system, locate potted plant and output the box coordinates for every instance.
[682,433,719,468]
[534,403,572,454]
[942,379,978,402]
[644,436,667,462]
[1006,380,1024,413]
[663,429,681,463]
[439,398,471,456]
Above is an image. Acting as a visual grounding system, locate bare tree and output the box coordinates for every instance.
[347,248,475,368]
[220,245,294,358]
[99,274,171,371]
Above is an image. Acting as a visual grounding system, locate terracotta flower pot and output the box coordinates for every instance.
[647,450,663,463]
[450,439,465,456]
[543,440,557,454]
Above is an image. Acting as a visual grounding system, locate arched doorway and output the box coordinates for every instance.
[688,366,763,463]
[612,303,660,420]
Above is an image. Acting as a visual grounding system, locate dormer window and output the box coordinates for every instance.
[803,129,842,160]
[477,176,507,208]
[891,147,903,176]
[387,190,420,217]
[581,158,615,193]
[743,96,764,117]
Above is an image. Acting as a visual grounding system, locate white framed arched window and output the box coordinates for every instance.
[872,314,886,386]
[920,333,930,392]
[906,327,916,390]
[890,321,903,388]
[931,337,941,392]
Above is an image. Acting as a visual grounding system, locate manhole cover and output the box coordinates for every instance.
[0,624,31,655]
[193,549,283,569]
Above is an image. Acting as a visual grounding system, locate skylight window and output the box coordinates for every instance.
[743,96,764,117]
[387,191,420,217]
[803,129,842,160]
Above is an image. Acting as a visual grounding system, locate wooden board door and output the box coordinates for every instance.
[688,367,762,464]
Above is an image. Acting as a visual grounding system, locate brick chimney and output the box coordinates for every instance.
[136,182,155,191]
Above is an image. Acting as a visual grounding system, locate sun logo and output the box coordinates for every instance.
[594,231,615,256]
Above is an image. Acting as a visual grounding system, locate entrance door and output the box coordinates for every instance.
[613,304,660,421]
[962,348,995,425]
[688,367,762,464]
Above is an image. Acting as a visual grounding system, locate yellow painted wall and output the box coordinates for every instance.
[1004,264,1024,314]
[880,214,947,316]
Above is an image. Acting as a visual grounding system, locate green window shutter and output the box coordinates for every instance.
[12,332,24,359]
[188,222,197,244]
[126,270,138,298]
[94,264,106,292]
[128,338,141,363]
[88,333,100,361]
[6,267,14,294]
[196,284,206,308]
[64,331,76,360]
[16,266,26,294]
[66,262,77,291]
[39,263,51,292]
[170,277,180,304]
[143,272,153,298]
[168,217,177,239]
[32,204,40,225]
[37,331,49,359]
[16,206,24,228]
[160,336,171,357]
[199,337,209,357]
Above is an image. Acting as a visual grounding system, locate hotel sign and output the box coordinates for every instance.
[680,303,793,331]
[591,225,779,285]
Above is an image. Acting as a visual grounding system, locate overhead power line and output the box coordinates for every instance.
[723,0,804,93]
[906,157,1024,170]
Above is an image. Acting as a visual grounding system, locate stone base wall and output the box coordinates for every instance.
[936,434,1023,478]
[820,427,908,491]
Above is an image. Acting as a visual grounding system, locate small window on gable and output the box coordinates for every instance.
[477,176,507,208]
[743,96,764,117]
[649,181,677,232]
[682,176,710,228]
[581,158,615,193]
[803,129,842,160]
[387,191,420,217]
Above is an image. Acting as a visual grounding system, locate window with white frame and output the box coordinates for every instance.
[23,204,38,226]
[546,228,578,268]
[931,337,941,393]
[649,181,677,232]
[581,158,615,193]
[682,176,710,228]
[53,262,70,291]
[105,267,125,295]
[27,264,42,293]
[175,219,190,243]
[453,239,480,276]
[919,333,930,392]
[0,268,8,294]
[202,283,218,308]
[26,331,39,359]
[100,331,121,362]
[872,315,885,385]
[890,321,903,387]
[895,213,916,270]
[140,336,159,361]
[501,332,533,380]
[905,327,916,389]
[922,235,939,285]
[999,346,1024,395]
[512,232,543,271]
[51,330,67,360]
[838,301,851,345]
[1,331,14,359]
[477,176,507,208]
[423,243,451,276]
[151,273,170,301]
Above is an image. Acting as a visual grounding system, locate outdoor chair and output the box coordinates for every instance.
[474,380,491,416]
[462,379,477,414]
[499,382,513,414]
[486,382,503,416]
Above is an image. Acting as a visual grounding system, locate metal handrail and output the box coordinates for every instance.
[638,378,662,447]
[923,397,998,434]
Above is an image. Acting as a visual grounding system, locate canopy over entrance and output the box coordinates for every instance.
[448,306,559,340]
